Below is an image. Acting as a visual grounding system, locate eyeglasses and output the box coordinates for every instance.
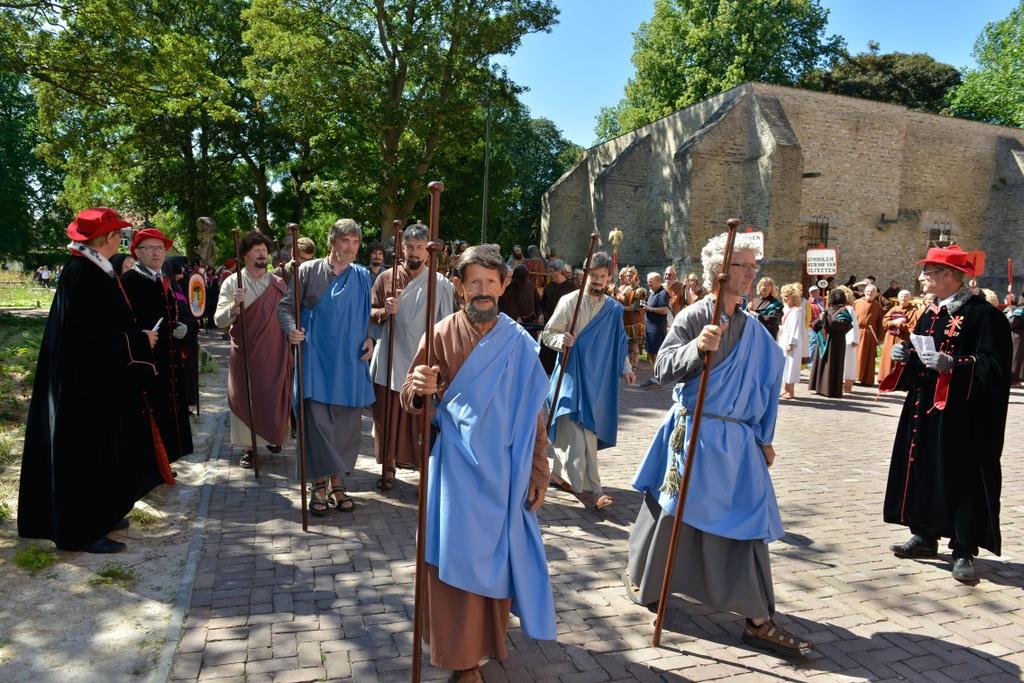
[136,245,167,253]
[920,268,944,277]
[729,263,759,273]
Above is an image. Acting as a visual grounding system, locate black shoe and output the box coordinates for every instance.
[952,557,977,583]
[239,451,253,469]
[266,444,282,454]
[891,535,938,559]
[111,518,130,532]
[59,537,127,553]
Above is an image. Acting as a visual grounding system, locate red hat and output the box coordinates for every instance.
[67,207,132,241]
[917,245,986,277]
[223,258,237,271]
[130,228,174,257]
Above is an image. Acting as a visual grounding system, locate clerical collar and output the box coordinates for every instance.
[67,242,114,277]
[132,262,164,282]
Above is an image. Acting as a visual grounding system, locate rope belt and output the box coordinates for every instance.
[660,406,751,496]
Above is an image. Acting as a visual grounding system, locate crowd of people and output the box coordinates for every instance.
[16,207,1013,682]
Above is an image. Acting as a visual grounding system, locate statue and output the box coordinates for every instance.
[195,216,217,266]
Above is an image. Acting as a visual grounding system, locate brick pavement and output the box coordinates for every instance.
[171,343,1024,682]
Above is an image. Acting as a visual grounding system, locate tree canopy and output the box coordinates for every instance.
[594,0,844,142]
[0,0,574,262]
[802,43,962,114]
[946,1,1024,127]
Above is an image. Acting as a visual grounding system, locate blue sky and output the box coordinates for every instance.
[498,0,1021,147]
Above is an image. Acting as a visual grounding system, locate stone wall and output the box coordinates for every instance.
[541,82,1024,295]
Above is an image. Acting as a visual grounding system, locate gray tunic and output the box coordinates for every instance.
[627,295,775,619]
[277,258,371,480]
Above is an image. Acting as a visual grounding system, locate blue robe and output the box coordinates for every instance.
[547,297,628,449]
[300,264,375,408]
[631,314,785,543]
[425,314,556,640]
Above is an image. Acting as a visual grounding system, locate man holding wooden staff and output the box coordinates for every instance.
[625,232,814,658]
[278,219,375,516]
[215,231,292,469]
[541,250,634,510]
[369,223,453,484]
[402,245,555,682]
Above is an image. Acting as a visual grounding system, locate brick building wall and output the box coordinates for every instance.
[541,82,1024,295]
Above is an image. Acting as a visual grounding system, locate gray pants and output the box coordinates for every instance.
[299,399,362,480]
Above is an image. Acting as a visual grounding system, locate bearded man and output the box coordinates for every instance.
[402,245,555,682]
[541,251,635,510]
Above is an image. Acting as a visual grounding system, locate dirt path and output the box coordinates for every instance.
[0,331,230,681]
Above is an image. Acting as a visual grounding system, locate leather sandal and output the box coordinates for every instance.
[330,486,355,513]
[594,494,614,510]
[309,484,330,517]
[741,618,813,658]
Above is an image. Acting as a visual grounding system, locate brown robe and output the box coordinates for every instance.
[879,303,920,381]
[400,311,550,671]
[616,285,646,343]
[370,265,421,470]
[853,298,884,385]
[227,276,293,444]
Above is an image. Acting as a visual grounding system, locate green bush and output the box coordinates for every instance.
[14,545,56,573]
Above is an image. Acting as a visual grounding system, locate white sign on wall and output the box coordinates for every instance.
[743,231,765,260]
[806,248,838,276]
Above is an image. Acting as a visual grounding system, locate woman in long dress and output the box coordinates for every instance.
[809,289,854,398]
[879,289,919,381]
[838,285,859,393]
[776,283,805,399]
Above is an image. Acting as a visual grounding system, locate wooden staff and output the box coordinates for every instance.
[380,218,404,494]
[289,223,309,532]
[412,181,444,683]
[545,232,600,433]
[231,229,261,479]
[652,217,741,647]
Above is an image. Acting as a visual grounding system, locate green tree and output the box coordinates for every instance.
[594,0,844,142]
[243,0,559,231]
[802,43,961,114]
[947,1,1024,127]
[0,70,67,263]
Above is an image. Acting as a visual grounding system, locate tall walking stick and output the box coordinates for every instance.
[380,218,404,494]
[232,229,261,479]
[545,232,600,433]
[651,217,741,647]
[412,181,444,683]
[289,223,309,532]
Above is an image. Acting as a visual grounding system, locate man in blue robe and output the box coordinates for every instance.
[541,251,634,510]
[402,245,555,681]
[625,232,814,659]
[278,219,375,516]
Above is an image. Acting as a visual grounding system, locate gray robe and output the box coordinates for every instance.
[626,297,775,619]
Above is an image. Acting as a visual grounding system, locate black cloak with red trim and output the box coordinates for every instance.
[881,294,1010,554]
[18,256,158,549]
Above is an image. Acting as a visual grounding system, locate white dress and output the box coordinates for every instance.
[843,304,860,381]
[777,305,803,384]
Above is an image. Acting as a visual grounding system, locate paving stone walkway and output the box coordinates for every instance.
[171,338,1024,682]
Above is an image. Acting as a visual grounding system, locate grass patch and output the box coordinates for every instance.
[89,562,138,589]
[0,501,10,521]
[126,507,161,530]
[199,347,218,374]
[0,273,54,309]
[14,545,57,573]
[0,430,15,468]
[0,314,46,432]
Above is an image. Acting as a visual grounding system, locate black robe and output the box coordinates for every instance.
[539,279,578,375]
[881,293,1010,555]
[751,295,783,339]
[808,307,853,398]
[18,255,158,549]
[121,268,194,464]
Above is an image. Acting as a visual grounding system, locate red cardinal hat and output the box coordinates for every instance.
[67,207,132,241]
[130,228,174,257]
[917,245,986,277]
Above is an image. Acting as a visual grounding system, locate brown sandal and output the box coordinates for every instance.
[741,618,813,658]
[594,494,614,510]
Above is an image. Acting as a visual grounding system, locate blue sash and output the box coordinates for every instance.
[547,297,628,448]
[425,314,556,640]
[630,315,785,542]
[300,264,374,408]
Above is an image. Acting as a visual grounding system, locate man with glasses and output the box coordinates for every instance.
[626,231,813,658]
[121,228,194,476]
[880,245,1010,583]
